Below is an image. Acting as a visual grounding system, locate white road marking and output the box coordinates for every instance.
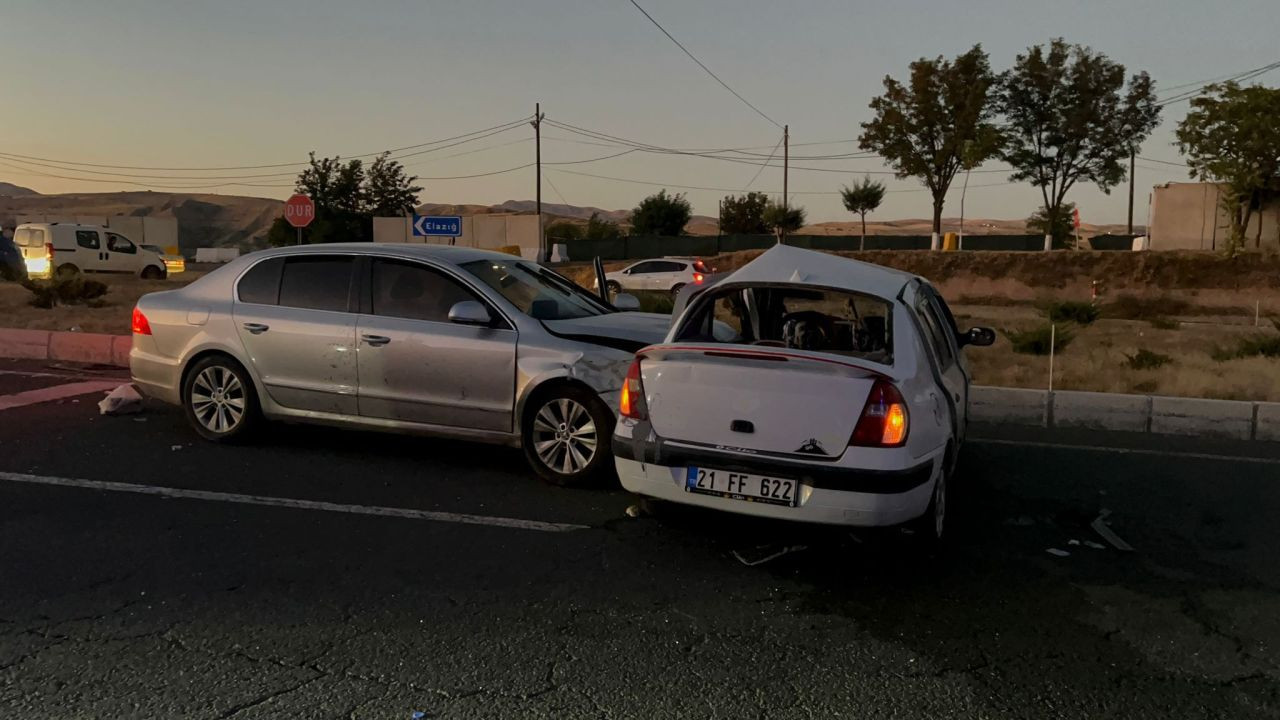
[0,471,589,533]
[0,381,121,411]
[972,438,1280,466]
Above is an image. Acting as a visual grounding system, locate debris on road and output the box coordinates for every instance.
[1091,509,1135,552]
[732,544,807,567]
[170,445,183,451]
[625,504,642,518]
[98,384,143,416]
[1046,548,1071,557]
[1083,540,1107,550]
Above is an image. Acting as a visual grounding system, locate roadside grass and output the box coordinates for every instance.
[1004,324,1073,355]
[1211,334,1280,361]
[1044,300,1099,325]
[0,273,197,335]
[1125,348,1173,370]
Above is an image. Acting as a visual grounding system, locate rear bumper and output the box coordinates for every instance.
[613,431,941,527]
[130,343,182,406]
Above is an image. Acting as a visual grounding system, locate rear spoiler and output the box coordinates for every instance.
[636,344,890,378]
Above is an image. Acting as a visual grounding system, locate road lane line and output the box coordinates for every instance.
[971,438,1280,466]
[0,381,121,411]
[0,471,590,533]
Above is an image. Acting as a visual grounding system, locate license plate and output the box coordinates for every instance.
[685,467,798,507]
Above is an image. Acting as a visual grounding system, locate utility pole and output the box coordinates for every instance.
[1127,148,1136,235]
[782,125,789,210]
[531,103,546,260]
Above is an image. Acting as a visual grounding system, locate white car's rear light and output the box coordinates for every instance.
[849,378,908,447]
[619,358,647,420]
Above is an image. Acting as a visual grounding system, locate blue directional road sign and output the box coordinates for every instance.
[412,215,462,237]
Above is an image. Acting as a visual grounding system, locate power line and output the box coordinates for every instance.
[1137,156,1186,167]
[0,117,533,172]
[550,167,1015,196]
[544,173,570,206]
[1156,60,1280,107]
[625,0,783,129]
[742,135,783,191]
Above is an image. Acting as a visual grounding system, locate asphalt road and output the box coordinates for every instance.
[1,358,1279,719]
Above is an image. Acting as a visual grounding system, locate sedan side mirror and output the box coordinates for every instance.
[613,293,641,311]
[448,300,493,326]
[960,326,996,347]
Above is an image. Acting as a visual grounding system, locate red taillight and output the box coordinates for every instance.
[619,358,647,419]
[693,273,704,284]
[849,379,909,447]
[45,242,55,262]
[131,307,152,335]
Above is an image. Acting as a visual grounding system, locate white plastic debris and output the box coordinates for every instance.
[1091,509,1135,552]
[170,445,183,451]
[1046,548,1071,557]
[732,544,808,567]
[98,383,143,415]
[1083,540,1107,550]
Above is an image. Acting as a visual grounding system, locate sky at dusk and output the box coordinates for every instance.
[3,0,1278,223]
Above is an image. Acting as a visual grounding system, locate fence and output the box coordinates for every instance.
[560,233,1138,261]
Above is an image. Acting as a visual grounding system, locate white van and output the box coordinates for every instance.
[14,223,167,280]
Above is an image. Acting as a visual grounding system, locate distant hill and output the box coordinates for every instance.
[0,182,38,197]
[0,190,282,250]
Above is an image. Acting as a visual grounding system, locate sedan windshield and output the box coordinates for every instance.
[460,258,610,320]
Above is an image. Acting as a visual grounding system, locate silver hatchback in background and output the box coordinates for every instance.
[129,244,671,485]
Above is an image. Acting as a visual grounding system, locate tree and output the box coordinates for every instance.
[1176,82,1280,254]
[839,176,886,250]
[297,152,365,215]
[996,39,1161,249]
[859,45,1002,239]
[584,212,622,241]
[630,190,692,236]
[364,152,423,216]
[1026,202,1076,247]
[719,191,770,234]
[762,201,805,244]
[545,220,584,242]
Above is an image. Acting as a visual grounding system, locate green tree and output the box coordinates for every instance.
[1026,202,1077,247]
[364,152,423,216]
[859,45,1002,238]
[630,190,692,236]
[584,212,622,241]
[545,220,585,242]
[297,152,366,215]
[762,201,806,244]
[1176,82,1280,254]
[719,191,770,234]
[996,39,1161,249]
[839,176,886,250]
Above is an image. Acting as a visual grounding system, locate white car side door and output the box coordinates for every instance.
[910,286,967,441]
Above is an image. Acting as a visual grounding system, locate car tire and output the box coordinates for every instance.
[140,265,165,280]
[669,283,686,298]
[56,263,80,278]
[908,458,948,547]
[182,355,260,443]
[522,384,615,487]
[606,280,622,298]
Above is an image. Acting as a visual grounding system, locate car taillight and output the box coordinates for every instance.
[45,242,55,262]
[131,307,152,335]
[693,272,704,284]
[849,379,909,447]
[619,358,647,420]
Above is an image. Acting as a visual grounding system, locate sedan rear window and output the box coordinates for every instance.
[278,256,354,312]
[237,257,283,305]
[676,284,893,365]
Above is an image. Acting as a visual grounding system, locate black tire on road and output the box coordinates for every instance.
[670,283,686,298]
[182,355,261,443]
[56,264,80,278]
[141,265,166,280]
[908,456,949,548]
[522,383,616,487]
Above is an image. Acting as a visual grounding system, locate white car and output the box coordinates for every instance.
[13,223,167,279]
[612,244,994,543]
[602,257,710,297]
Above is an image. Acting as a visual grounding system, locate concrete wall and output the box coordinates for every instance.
[1150,182,1280,251]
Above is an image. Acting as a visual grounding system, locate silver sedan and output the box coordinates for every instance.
[129,244,670,485]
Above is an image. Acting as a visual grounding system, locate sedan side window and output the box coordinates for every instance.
[278,256,354,312]
[75,230,100,250]
[106,233,136,254]
[370,259,481,323]
[916,298,955,369]
[237,257,284,305]
[628,261,658,275]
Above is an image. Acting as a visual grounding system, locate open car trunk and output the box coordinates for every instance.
[637,346,882,458]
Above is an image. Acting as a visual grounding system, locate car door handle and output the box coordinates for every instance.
[361,334,391,347]
[242,322,269,334]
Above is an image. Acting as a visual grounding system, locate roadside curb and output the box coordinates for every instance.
[0,328,130,368]
[971,386,1280,443]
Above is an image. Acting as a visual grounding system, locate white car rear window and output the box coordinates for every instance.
[13,228,44,247]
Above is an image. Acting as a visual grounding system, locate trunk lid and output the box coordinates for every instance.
[638,345,883,457]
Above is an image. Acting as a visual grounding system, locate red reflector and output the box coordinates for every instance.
[850,379,909,447]
[619,358,647,419]
[131,307,152,335]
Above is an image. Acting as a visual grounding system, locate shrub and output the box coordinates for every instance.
[1211,335,1280,361]
[1004,324,1073,355]
[22,276,109,309]
[1045,300,1099,325]
[1148,316,1180,330]
[1125,348,1172,370]
[633,291,674,315]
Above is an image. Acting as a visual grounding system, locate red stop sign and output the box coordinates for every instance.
[284,194,315,228]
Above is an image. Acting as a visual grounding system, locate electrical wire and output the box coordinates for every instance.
[625,0,782,129]
[550,167,1015,196]
[1156,60,1280,107]
[742,135,783,191]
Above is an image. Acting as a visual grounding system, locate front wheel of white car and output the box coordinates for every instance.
[522,385,615,487]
